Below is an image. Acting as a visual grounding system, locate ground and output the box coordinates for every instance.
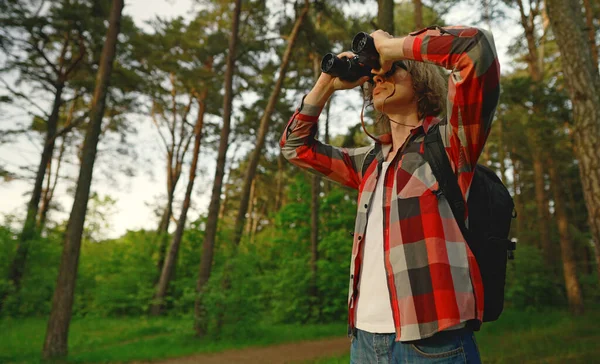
[133,336,349,364]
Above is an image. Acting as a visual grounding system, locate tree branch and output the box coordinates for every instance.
[175,94,194,164]
[151,101,170,154]
[52,113,87,144]
[56,31,71,77]
[0,78,50,118]
[29,40,60,76]
[64,34,86,77]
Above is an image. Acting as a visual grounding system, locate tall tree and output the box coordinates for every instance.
[195,0,242,336]
[231,0,310,264]
[546,0,600,282]
[151,87,208,316]
[150,74,193,274]
[142,17,202,272]
[513,0,554,266]
[548,161,584,314]
[205,0,312,333]
[308,5,324,319]
[413,0,424,28]
[378,0,395,33]
[1,1,87,311]
[43,0,124,358]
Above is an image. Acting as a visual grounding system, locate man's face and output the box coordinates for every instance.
[372,61,416,114]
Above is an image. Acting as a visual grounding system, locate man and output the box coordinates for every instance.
[280,25,499,363]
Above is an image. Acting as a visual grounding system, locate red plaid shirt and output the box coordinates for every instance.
[280,26,500,342]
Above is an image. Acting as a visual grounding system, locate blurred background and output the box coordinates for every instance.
[1,0,599,362]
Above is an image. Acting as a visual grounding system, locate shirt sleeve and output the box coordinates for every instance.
[403,25,500,196]
[279,96,373,190]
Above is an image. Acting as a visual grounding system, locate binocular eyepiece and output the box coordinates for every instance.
[320,32,381,82]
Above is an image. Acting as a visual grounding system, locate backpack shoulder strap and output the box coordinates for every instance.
[423,123,470,242]
[361,145,377,177]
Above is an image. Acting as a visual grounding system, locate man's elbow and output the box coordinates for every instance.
[280,146,297,162]
[279,139,296,161]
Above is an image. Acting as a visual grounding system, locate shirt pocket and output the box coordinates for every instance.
[396,150,439,199]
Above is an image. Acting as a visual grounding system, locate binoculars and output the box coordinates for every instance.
[320,32,380,82]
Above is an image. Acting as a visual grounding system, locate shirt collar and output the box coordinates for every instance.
[373,115,442,161]
[423,115,441,134]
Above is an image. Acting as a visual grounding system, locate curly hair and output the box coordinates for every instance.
[362,60,448,135]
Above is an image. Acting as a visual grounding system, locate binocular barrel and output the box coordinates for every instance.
[351,32,381,70]
[320,53,370,82]
[320,32,381,82]
[351,32,376,57]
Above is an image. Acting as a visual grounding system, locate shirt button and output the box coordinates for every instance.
[351,274,354,279]
[358,236,362,241]
[364,204,368,208]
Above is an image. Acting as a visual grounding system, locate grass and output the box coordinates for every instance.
[3,309,600,363]
[0,316,346,363]
[312,308,600,363]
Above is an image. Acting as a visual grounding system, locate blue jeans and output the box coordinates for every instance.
[350,327,482,363]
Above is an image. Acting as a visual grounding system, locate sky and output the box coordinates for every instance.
[0,0,522,239]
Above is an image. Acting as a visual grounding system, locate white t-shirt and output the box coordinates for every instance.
[356,161,395,333]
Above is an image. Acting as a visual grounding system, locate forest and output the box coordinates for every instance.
[1,0,599,362]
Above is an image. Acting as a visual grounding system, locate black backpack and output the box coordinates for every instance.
[360,123,516,323]
[423,123,516,323]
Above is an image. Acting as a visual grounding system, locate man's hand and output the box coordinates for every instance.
[369,30,397,76]
[306,52,370,107]
[318,51,371,91]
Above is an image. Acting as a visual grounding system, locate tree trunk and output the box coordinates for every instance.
[516,0,552,263]
[155,181,177,277]
[38,135,66,230]
[583,0,599,70]
[245,178,257,237]
[532,150,553,266]
[548,162,585,314]
[230,0,310,251]
[323,97,332,194]
[276,151,285,210]
[377,0,395,34]
[210,0,311,334]
[195,0,242,337]
[39,155,52,228]
[151,89,207,316]
[308,13,322,318]
[546,0,600,283]
[38,93,76,231]
[310,172,320,313]
[153,80,192,276]
[1,81,64,313]
[42,1,123,358]
[510,150,523,240]
[498,120,507,185]
[413,0,424,29]
[517,0,542,81]
[250,200,263,244]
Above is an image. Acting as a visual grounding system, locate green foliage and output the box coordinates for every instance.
[504,244,566,310]
[253,173,358,324]
[75,230,158,317]
[256,173,313,324]
[0,315,346,363]
[0,226,63,318]
[317,187,358,321]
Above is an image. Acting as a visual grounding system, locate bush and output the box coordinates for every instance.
[504,244,566,310]
[0,226,63,318]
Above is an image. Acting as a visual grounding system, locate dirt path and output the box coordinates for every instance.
[136,336,350,364]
